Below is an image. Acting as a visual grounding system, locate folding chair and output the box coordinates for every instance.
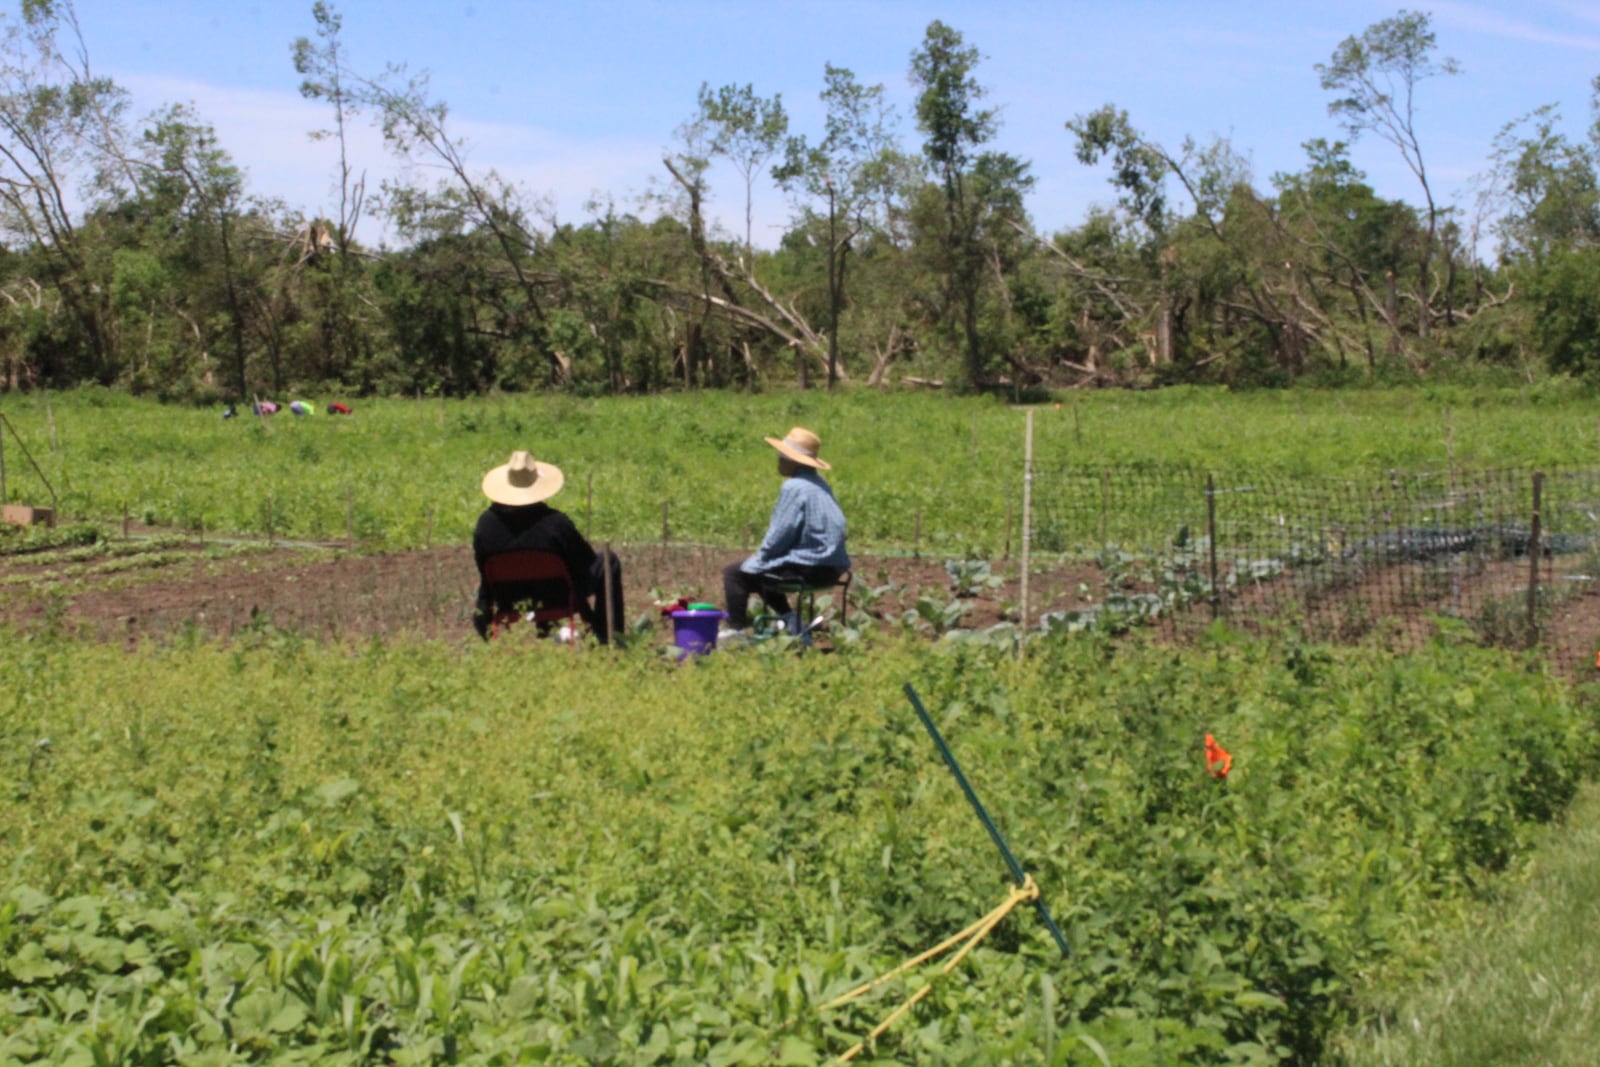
[769,569,852,642]
[482,550,582,640]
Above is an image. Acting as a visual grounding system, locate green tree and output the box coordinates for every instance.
[355,61,568,387]
[292,1,378,386]
[774,64,908,388]
[1483,103,1600,262]
[1525,245,1600,377]
[1067,105,1171,242]
[0,0,128,384]
[292,1,365,254]
[909,20,1031,389]
[1317,10,1459,337]
[1273,138,1421,371]
[659,96,832,390]
[141,105,262,399]
[694,82,786,270]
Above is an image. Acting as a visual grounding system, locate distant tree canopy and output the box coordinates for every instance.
[2,3,1597,401]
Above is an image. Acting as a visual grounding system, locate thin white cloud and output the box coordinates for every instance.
[1555,1,1600,29]
[1429,1,1600,51]
[114,74,737,244]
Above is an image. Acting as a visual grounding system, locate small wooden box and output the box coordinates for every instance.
[2,503,54,527]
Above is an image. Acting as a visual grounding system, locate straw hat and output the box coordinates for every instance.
[481,450,565,506]
[764,427,831,470]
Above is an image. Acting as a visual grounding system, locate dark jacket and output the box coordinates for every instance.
[472,502,600,638]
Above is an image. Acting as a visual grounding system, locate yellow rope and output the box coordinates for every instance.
[825,875,1042,1063]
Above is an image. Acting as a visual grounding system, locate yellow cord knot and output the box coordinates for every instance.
[825,875,1050,1063]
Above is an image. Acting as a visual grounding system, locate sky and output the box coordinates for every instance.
[39,0,1600,250]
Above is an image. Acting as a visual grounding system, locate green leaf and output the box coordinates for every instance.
[1076,1033,1113,1067]
[315,778,361,805]
[775,1034,819,1065]
[1233,991,1287,1011]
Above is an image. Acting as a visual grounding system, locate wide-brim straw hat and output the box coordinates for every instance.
[764,427,831,470]
[482,450,565,506]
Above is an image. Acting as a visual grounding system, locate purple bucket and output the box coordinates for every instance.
[670,609,726,657]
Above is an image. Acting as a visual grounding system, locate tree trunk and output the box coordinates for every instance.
[1385,270,1401,361]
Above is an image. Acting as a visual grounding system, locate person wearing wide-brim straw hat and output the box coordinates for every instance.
[721,427,850,639]
[471,450,624,643]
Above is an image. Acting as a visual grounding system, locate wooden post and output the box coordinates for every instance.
[1526,471,1543,647]
[1444,407,1456,490]
[1020,410,1035,655]
[1099,469,1110,555]
[1207,474,1220,620]
[602,540,615,649]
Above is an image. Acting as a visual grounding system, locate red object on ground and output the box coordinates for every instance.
[328,403,352,415]
[1204,733,1233,779]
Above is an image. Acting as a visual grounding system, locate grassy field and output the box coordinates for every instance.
[1325,778,1600,1067]
[1,625,1594,1064]
[1,383,1598,552]
[5,383,1600,1064]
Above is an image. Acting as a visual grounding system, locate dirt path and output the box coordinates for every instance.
[0,535,1098,648]
[4,530,1596,675]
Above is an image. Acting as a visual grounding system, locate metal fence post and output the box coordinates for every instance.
[1526,470,1543,647]
[1020,410,1034,651]
[1206,473,1220,620]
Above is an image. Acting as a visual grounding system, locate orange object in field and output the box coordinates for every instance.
[1204,733,1232,779]
[1593,650,1600,669]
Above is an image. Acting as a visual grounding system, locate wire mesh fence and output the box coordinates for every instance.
[1028,465,1600,647]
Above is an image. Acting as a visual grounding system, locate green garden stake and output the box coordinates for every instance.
[903,682,1071,957]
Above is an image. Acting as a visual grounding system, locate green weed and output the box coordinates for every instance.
[0,628,1591,1063]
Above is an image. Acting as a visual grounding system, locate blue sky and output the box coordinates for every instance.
[53,1,1600,249]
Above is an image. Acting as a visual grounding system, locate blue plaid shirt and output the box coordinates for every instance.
[742,468,851,574]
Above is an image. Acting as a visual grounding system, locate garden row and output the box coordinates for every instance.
[2,628,1590,1063]
[2,386,1597,553]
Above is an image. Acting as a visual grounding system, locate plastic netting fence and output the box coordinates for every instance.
[1028,465,1600,644]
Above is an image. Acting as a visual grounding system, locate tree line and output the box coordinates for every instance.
[2,2,1598,402]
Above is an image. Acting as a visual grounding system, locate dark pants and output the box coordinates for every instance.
[722,561,842,629]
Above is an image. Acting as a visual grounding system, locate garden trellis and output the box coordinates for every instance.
[1025,463,1600,646]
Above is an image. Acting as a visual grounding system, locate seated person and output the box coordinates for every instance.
[722,427,850,635]
[473,450,624,643]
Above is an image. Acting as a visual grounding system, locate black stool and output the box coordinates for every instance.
[770,570,852,638]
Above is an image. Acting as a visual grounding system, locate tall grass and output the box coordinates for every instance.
[1,383,1597,550]
[1327,780,1600,1067]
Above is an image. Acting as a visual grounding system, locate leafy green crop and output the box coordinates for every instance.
[2,384,1598,552]
[0,626,1590,1063]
